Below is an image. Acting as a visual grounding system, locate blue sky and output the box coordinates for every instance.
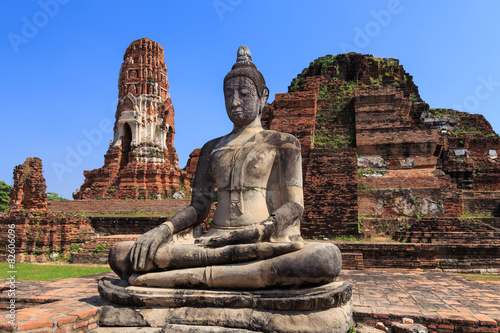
[1,1,500,199]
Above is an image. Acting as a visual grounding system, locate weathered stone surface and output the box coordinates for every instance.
[74,38,189,200]
[117,241,342,290]
[357,155,387,169]
[99,305,148,327]
[95,329,161,333]
[9,157,47,211]
[161,325,256,332]
[391,322,427,333]
[99,278,352,311]
[172,191,185,199]
[100,302,353,333]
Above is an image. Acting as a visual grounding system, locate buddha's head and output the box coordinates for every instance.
[224,46,269,126]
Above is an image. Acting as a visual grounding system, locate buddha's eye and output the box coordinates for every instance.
[240,89,250,96]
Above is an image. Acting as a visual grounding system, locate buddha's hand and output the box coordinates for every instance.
[130,223,172,272]
[195,220,275,247]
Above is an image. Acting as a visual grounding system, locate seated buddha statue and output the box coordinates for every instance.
[108,46,342,290]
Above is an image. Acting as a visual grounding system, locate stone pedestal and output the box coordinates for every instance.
[98,278,353,332]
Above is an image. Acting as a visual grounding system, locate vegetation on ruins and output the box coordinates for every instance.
[313,81,356,149]
[460,211,494,218]
[47,192,68,201]
[288,53,425,150]
[70,243,83,253]
[331,235,364,242]
[0,180,11,212]
[94,243,107,253]
[428,108,499,137]
[289,53,414,95]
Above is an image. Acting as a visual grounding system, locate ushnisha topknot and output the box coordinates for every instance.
[224,46,268,98]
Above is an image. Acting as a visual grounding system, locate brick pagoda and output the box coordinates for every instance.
[74,38,187,200]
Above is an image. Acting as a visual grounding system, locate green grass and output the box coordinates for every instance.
[0,263,112,281]
[460,212,494,218]
[331,235,364,242]
[457,273,500,282]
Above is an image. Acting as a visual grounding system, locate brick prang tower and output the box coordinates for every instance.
[74,38,188,200]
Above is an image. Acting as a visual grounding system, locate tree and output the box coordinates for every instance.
[0,181,12,212]
[46,192,68,201]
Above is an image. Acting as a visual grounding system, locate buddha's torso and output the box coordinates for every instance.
[209,130,279,229]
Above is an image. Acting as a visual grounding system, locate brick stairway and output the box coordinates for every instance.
[394,217,500,244]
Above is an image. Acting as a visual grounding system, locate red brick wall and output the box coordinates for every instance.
[302,149,359,237]
[48,199,190,215]
[0,211,95,257]
[463,191,500,216]
[335,241,500,269]
[360,169,454,189]
[262,76,323,162]
[354,86,442,168]
[90,216,170,235]
[394,217,500,245]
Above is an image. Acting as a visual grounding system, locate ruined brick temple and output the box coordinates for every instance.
[0,158,95,263]
[260,53,500,239]
[9,157,48,211]
[74,38,187,200]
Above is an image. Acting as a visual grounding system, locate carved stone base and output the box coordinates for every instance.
[98,278,353,332]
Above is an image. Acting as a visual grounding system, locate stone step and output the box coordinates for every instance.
[95,325,257,332]
[94,328,161,333]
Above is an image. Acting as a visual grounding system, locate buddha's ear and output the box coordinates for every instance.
[259,88,269,115]
[262,87,269,100]
[261,87,269,104]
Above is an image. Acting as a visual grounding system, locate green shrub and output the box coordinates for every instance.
[70,243,82,253]
[94,244,106,253]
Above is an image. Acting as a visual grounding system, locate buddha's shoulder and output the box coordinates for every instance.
[258,130,301,148]
[198,136,225,156]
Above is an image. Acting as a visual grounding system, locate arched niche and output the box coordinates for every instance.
[119,123,132,168]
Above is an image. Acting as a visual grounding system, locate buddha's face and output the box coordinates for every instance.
[224,76,264,126]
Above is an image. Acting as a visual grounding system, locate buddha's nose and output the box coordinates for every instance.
[232,97,241,108]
